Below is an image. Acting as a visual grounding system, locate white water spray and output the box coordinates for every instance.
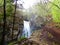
[23,21,31,38]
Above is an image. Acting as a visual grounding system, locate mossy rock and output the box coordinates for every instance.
[18,36,27,42]
[8,41,17,45]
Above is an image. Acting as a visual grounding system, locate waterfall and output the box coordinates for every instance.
[22,21,31,38]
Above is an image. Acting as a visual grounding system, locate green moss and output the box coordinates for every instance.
[8,41,17,45]
[18,36,27,42]
[8,37,27,45]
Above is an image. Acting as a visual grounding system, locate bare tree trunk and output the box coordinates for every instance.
[12,0,17,40]
[1,0,6,45]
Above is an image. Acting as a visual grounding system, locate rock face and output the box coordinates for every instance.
[44,22,60,41]
[19,39,39,45]
[29,29,60,45]
[14,29,60,45]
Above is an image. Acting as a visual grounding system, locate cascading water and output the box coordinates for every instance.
[22,21,31,38]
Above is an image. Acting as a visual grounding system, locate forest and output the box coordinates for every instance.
[0,0,60,45]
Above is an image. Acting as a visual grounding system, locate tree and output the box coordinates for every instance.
[26,1,52,27]
[1,0,6,45]
[0,0,14,44]
[12,0,17,40]
[51,0,60,22]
